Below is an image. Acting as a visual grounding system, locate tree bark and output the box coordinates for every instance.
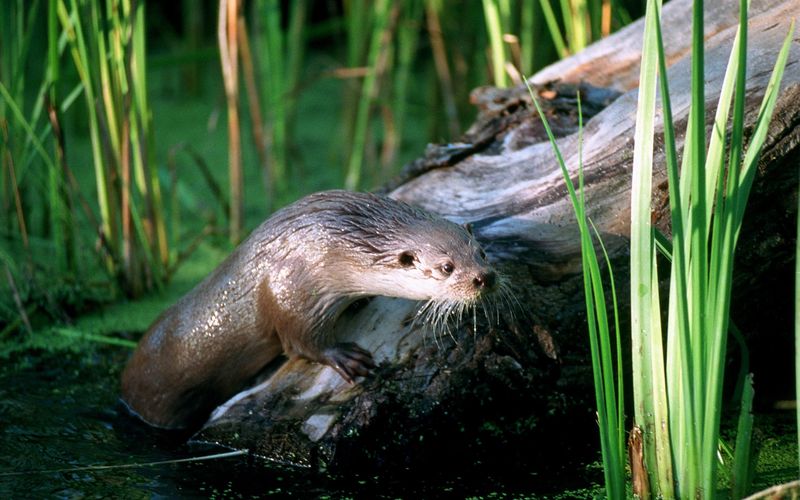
[196,0,800,475]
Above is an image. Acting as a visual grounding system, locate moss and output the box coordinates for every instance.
[750,412,799,494]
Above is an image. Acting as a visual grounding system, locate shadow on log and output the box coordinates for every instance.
[196,0,800,478]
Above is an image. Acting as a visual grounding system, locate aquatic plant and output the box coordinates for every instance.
[0,0,642,335]
[526,83,626,498]
[56,0,169,296]
[1,0,169,298]
[630,0,791,495]
[532,0,793,495]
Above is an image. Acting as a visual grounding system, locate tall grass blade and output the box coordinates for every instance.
[524,79,625,499]
[58,0,114,261]
[570,0,589,51]
[219,0,243,243]
[132,0,167,272]
[0,83,59,177]
[253,0,308,200]
[255,0,283,195]
[635,0,792,494]
[735,20,794,226]
[700,0,746,492]
[344,0,391,190]
[55,0,168,294]
[539,0,568,57]
[284,0,308,133]
[705,14,793,498]
[392,0,423,154]
[589,218,625,461]
[731,373,755,499]
[424,1,460,140]
[0,1,45,251]
[46,0,75,275]
[686,4,709,473]
[651,1,701,495]
[520,2,535,75]
[482,0,508,87]
[237,16,270,206]
[629,0,674,494]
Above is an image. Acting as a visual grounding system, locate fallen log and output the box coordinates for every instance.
[196,0,800,476]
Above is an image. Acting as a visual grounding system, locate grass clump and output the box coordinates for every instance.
[530,0,794,496]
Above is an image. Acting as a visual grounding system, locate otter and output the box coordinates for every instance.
[121,190,500,430]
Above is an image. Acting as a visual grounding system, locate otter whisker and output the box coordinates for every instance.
[427,302,443,348]
[424,298,466,348]
[499,279,522,320]
[411,281,514,351]
[414,298,439,326]
[439,301,457,343]
[431,302,448,350]
[417,298,453,349]
[472,303,478,339]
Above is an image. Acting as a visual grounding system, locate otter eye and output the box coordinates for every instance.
[399,251,415,267]
[441,262,454,275]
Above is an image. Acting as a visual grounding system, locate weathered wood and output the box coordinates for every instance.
[196,0,800,472]
[532,0,787,92]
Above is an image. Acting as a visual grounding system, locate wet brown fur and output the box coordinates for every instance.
[121,190,498,430]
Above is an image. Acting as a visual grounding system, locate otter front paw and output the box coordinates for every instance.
[322,343,376,383]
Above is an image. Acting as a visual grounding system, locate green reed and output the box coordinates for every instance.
[251,0,308,203]
[1,1,46,253]
[57,0,168,296]
[2,1,641,326]
[46,0,76,276]
[344,0,391,190]
[424,0,461,140]
[481,1,539,87]
[539,0,616,58]
[389,0,423,167]
[240,1,636,193]
[0,0,83,281]
[482,1,624,88]
[630,0,793,496]
[529,0,792,495]
[482,0,510,87]
[525,83,626,499]
[629,0,672,494]
[218,0,243,243]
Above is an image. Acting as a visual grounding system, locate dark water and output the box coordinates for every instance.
[5,345,796,497]
[0,347,603,498]
[0,349,307,498]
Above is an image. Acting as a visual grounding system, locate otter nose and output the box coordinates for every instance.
[473,271,496,290]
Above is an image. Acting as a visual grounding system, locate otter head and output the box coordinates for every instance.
[327,193,502,305]
[382,219,498,304]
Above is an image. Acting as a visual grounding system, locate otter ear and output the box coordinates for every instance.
[463,222,474,235]
[398,251,416,267]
